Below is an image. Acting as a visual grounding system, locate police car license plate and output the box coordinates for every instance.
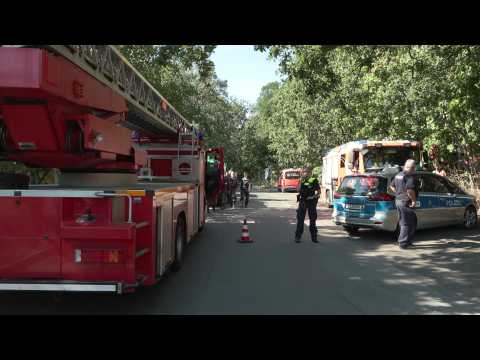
[345,204,363,210]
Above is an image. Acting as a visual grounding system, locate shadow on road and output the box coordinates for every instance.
[342,225,480,314]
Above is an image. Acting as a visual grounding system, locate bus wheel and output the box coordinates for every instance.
[171,216,186,272]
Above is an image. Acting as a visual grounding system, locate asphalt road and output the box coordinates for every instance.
[1,190,480,314]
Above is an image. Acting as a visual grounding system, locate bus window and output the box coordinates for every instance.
[340,154,345,168]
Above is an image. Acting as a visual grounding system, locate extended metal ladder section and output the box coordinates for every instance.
[177,131,198,160]
[0,45,193,137]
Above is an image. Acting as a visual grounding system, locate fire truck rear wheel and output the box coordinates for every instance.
[171,216,186,272]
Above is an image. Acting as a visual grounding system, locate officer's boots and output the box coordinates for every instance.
[311,227,319,243]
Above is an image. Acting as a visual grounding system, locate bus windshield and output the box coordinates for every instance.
[363,147,420,170]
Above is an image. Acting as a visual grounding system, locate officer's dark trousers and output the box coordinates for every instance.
[295,200,317,240]
[240,190,249,207]
[396,200,417,245]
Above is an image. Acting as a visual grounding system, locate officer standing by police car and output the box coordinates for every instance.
[295,166,320,243]
[389,159,419,249]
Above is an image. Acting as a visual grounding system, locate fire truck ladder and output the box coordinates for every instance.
[1,45,194,137]
[177,130,198,160]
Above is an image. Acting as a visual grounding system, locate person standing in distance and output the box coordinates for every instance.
[389,159,419,249]
[240,173,251,207]
[295,166,320,243]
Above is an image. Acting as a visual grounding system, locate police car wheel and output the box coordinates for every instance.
[463,207,478,230]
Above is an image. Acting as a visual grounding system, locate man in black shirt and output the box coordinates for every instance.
[295,166,320,243]
[389,159,419,249]
[240,173,251,208]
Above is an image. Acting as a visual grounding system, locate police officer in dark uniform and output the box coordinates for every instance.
[240,173,251,208]
[295,166,320,243]
[389,159,419,249]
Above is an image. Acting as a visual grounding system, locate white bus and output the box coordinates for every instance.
[321,140,426,206]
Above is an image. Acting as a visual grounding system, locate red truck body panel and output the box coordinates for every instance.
[0,48,127,113]
[0,197,62,278]
[0,48,139,171]
[0,187,193,292]
[0,195,137,283]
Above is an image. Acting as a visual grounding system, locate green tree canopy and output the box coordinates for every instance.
[253,45,480,175]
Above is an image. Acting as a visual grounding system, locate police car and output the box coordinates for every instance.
[332,169,478,236]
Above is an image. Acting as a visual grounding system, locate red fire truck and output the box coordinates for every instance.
[0,45,221,294]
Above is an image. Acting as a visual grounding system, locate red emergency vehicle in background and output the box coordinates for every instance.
[277,168,302,192]
[0,45,224,294]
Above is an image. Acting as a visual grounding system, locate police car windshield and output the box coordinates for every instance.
[285,172,300,179]
[364,147,420,169]
[338,176,388,196]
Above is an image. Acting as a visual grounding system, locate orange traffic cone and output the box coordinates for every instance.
[238,218,253,243]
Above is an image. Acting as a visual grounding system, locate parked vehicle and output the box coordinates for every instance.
[277,168,302,192]
[0,45,215,294]
[322,140,428,207]
[332,170,478,236]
